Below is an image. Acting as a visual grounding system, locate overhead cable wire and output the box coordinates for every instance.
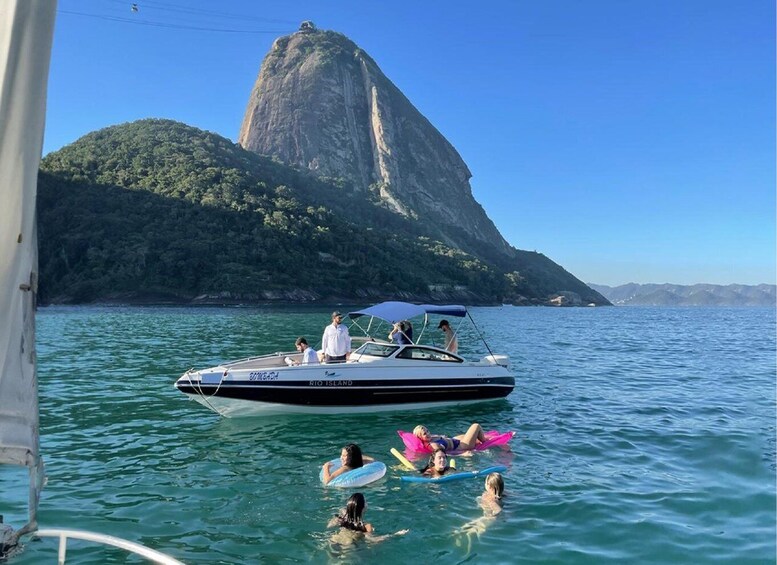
[58,9,292,34]
[99,0,297,25]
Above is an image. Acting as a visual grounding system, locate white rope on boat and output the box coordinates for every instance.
[184,368,226,415]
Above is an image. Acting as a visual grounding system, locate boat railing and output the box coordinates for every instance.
[34,529,183,565]
[221,351,292,368]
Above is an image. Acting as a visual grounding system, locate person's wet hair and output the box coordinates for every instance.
[337,492,367,532]
[486,472,504,499]
[343,443,364,468]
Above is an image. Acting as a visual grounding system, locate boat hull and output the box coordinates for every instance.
[175,365,515,417]
[182,394,510,418]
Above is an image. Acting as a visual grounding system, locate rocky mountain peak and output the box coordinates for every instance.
[238,26,510,253]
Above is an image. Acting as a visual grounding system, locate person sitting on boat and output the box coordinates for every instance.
[321,311,351,363]
[438,319,458,353]
[322,443,375,485]
[420,450,456,478]
[413,424,486,452]
[388,321,412,345]
[285,337,319,366]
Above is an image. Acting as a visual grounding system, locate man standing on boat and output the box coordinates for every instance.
[321,311,351,363]
[438,319,458,354]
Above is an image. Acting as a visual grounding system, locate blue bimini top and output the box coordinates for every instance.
[348,301,467,324]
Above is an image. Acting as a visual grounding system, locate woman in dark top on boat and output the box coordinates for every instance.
[388,321,413,345]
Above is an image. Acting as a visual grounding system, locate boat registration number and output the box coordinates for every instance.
[249,371,279,381]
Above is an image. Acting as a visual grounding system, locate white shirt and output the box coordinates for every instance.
[321,322,351,357]
[301,346,319,364]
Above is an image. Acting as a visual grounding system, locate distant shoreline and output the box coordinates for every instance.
[38,289,598,308]
[588,282,775,307]
[37,301,772,309]
[37,296,589,308]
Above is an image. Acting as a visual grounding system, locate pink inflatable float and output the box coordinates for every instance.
[397,430,515,454]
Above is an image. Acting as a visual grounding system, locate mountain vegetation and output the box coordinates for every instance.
[38,119,607,305]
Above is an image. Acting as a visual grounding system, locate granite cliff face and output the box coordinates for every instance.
[236,24,610,306]
[238,26,510,253]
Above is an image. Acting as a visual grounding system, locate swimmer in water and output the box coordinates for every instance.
[419,450,456,478]
[479,472,505,516]
[322,443,375,485]
[454,472,506,554]
[327,493,409,546]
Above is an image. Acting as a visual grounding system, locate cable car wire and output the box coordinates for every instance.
[58,9,293,34]
[99,0,297,25]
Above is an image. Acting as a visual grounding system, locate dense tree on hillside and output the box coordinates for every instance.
[37,119,607,305]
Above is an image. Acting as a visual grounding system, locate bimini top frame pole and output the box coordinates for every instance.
[347,301,467,343]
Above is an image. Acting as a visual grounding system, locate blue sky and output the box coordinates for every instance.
[44,0,775,286]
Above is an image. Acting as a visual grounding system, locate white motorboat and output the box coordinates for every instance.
[175,301,515,417]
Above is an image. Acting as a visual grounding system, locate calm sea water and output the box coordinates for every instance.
[1,305,774,564]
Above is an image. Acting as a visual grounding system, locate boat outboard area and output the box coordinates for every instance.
[175,301,515,417]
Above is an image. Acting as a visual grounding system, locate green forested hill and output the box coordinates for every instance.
[37,119,607,305]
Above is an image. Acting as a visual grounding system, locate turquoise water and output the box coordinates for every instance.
[1,305,774,563]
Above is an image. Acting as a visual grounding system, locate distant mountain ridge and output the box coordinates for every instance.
[589,283,776,306]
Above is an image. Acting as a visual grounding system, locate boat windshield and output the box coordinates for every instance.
[395,346,463,363]
[353,342,398,357]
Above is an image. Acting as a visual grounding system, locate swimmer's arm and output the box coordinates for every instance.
[366,528,409,543]
[322,461,349,484]
[327,516,340,528]
[362,454,375,463]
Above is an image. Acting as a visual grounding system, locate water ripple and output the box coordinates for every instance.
[0,305,773,563]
